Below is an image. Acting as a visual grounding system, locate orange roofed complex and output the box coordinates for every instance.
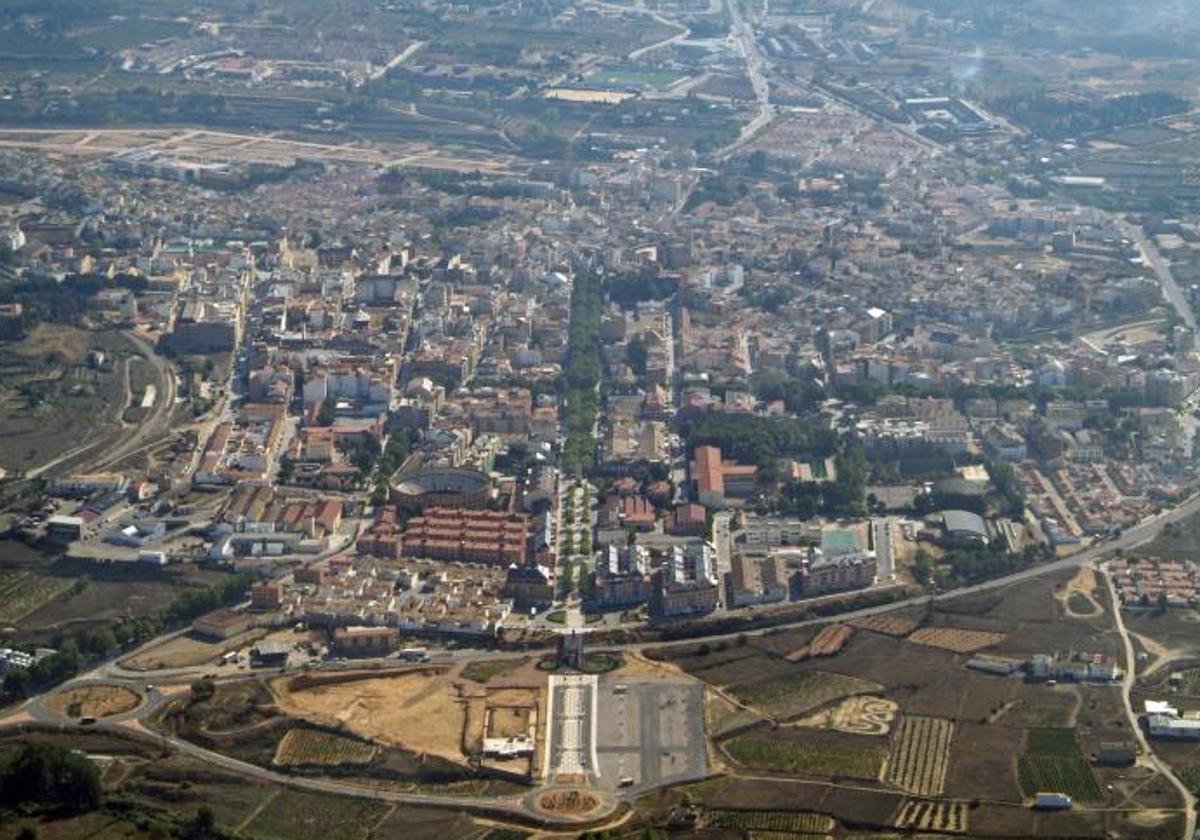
[690,445,758,509]
[401,507,530,565]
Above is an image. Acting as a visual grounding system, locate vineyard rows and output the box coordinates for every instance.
[908,627,1006,653]
[894,799,968,833]
[1017,728,1102,802]
[849,615,918,637]
[274,727,378,767]
[725,734,886,781]
[731,670,881,719]
[886,715,954,796]
[0,570,75,624]
[1017,755,1102,801]
[810,625,853,656]
[707,810,835,833]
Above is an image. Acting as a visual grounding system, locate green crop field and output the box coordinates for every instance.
[730,670,882,719]
[725,734,885,780]
[0,570,76,625]
[1177,766,1200,795]
[245,789,391,840]
[707,810,835,833]
[1017,728,1102,801]
[1026,727,1083,756]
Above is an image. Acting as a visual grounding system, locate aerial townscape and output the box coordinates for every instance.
[6,0,1200,838]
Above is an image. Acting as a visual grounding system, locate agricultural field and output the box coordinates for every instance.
[749,626,819,660]
[893,799,968,833]
[724,730,887,780]
[43,684,141,719]
[243,788,392,840]
[1177,765,1200,795]
[370,806,493,840]
[273,727,378,767]
[270,668,468,764]
[588,65,687,91]
[784,623,851,661]
[17,563,236,638]
[810,624,853,657]
[706,809,835,834]
[707,690,764,737]
[729,670,883,720]
[886,716,955,796]
[908,627,1006,653]
[794,696,897,736]
[0,569,76,624]
[1017,728,1102,802]
[0,326,138,472]
[0,730,490,839]
[849,614,919,637]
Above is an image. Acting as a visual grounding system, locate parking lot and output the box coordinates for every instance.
[595,677,707,793]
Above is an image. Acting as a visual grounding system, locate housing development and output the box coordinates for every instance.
[2,0,1200,838]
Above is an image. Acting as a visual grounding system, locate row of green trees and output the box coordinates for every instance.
[1,742,102,813]
[370,426,415,505]
[994,90,1188,140]
[0,740,233,838]
[561,270,604,475]
[776,443,868,519]
[683,412,839,469]
[914,543,1054,588]
[0,272,147,339]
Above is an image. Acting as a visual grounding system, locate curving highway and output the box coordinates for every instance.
[1104,571,1197,840]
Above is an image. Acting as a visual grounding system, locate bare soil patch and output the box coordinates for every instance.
[850,614,919,637]
[270,668,467,764]
[1057,566,1102,618]
[121,628,268,671]
[44,684,141,719]
[786,623,853,661]
[908,627,1006,653]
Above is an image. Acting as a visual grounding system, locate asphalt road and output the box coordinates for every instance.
[1123,222,1196,332]
[1104,570,1197,840]
[718,0,775,158]
[613,488,1200,653]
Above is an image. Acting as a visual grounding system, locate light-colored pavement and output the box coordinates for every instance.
[546,674,599,779]
[713,510,734,608]
[872,517,894,583]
